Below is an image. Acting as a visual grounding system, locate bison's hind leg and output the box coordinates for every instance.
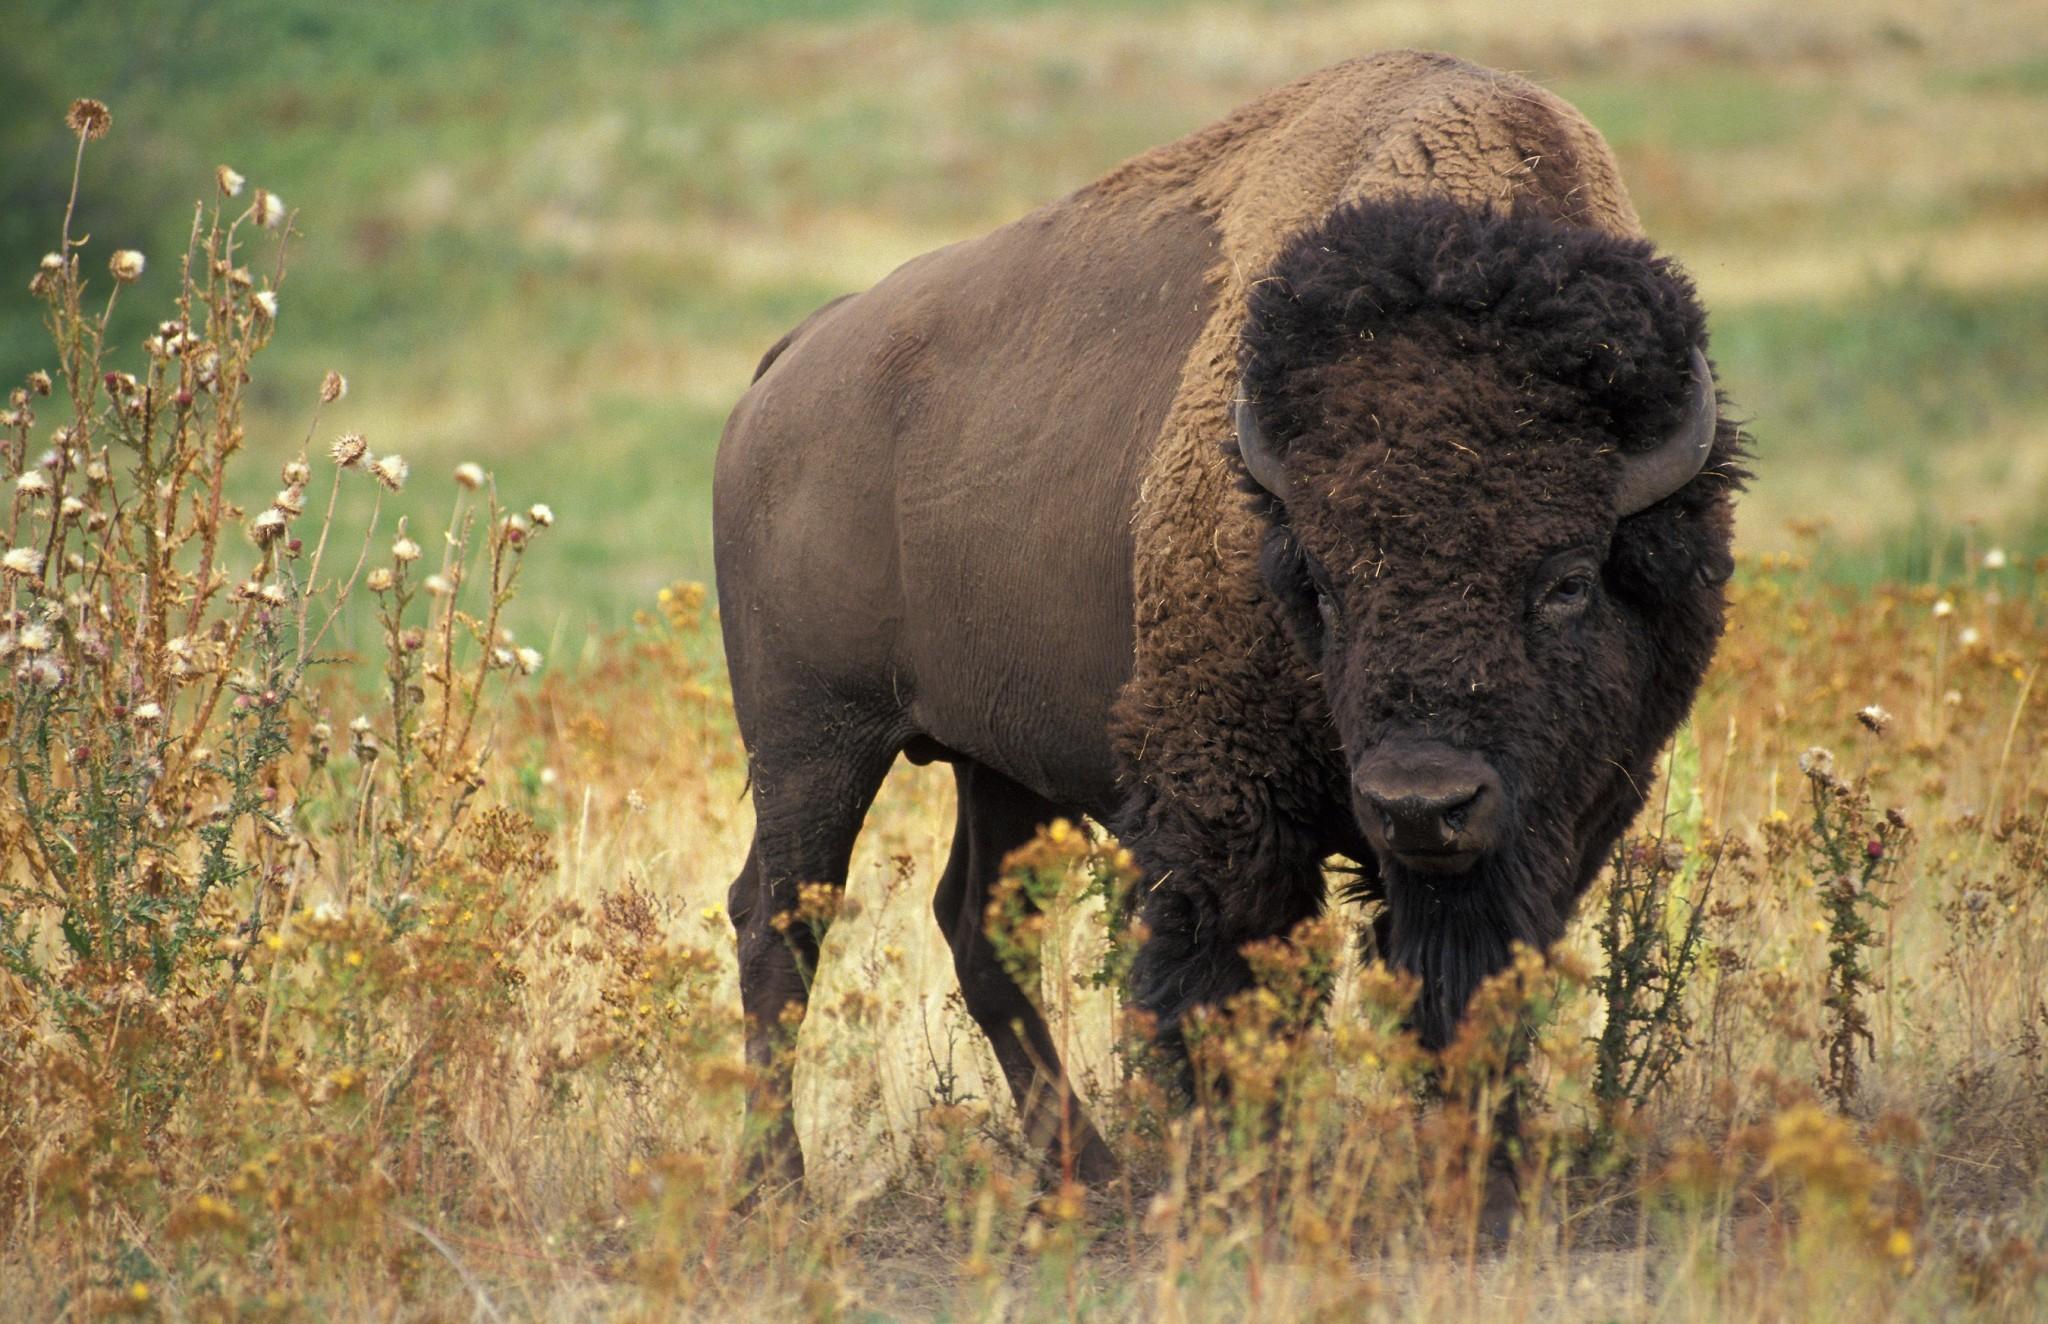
[728,733,897,1193]
[935,761,1118,1184]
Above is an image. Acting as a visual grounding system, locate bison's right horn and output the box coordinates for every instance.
[1234,389,1294,505]
[1615,347,1718,516]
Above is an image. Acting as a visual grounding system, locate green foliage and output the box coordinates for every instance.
[1797,749,1912,1111]
[1591,835,1714,1131]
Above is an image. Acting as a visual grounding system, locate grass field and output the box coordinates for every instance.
[3,0,2047,1318]
[7,0,2048,632]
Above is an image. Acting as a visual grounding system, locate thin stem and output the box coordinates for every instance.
[59,131,88,257]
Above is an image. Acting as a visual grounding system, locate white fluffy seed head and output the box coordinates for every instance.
[251,508,289,546]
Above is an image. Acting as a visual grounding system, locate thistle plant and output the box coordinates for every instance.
[1796,746,1911,1111]
[0,101,557,1300]
[1592,833,1716,1137]
[2,100,322,1042]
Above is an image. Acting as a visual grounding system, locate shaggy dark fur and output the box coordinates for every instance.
[1129,196,1744,1057]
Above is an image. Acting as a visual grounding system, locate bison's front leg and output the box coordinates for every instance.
[1120,788,1330,1095]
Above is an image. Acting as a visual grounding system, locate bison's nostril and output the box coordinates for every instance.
[1352,744,1506,861]
[1365,787,1481,849]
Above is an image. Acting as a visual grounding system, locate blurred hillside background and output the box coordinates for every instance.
[6,0,2047,644]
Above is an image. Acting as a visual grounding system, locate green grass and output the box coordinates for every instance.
[1548,70,1827,153]
[1933,53,2048,96]
[1716,277,2048,459]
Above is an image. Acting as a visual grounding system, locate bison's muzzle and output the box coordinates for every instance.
[1352,741,1506,875]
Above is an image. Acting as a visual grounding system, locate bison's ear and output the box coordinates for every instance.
[1258,524,1326,658]
[1609,486,1736,605]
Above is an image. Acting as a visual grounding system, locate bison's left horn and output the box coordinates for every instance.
[1616,347,1718,516]
[1234,388,1294,505]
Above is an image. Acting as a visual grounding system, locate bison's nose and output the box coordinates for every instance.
[1353,743,1505,873]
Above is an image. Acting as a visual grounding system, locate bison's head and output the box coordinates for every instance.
[1233,196,1742,1047]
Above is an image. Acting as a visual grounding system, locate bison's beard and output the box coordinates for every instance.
[1378,844,1567,1052]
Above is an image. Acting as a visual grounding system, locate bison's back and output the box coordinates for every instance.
[714,184,1219,809]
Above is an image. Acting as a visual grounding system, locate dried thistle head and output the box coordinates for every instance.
[453,461,485,491]
[251,289,278,320]
[29,252,67,299]
[1856,705,1893,736]
[216,164,246,197]
[330,433,369,469]
[371,454,408,492]
[319,370,347,403]
[67,98,112,141]
[108,250,146,284]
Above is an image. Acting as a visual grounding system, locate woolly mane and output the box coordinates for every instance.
[1242,195,1710,471]
[1235,196,1745,604]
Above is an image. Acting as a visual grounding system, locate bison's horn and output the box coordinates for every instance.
[1616,347,1718,516]
[1234,389,1294,505]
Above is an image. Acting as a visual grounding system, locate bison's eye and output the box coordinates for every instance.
[1531,554,1601,627]
[1546,574,1592,609]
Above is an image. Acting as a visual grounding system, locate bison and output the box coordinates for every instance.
[714,49,1742,1186]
